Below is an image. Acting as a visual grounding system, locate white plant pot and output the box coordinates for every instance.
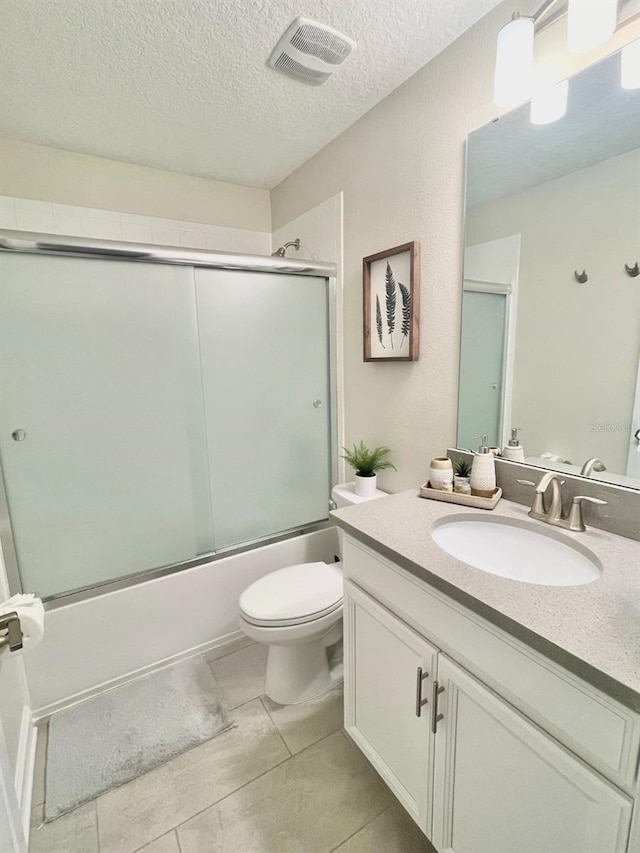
[354,473,377,497]
[454,475,471,494]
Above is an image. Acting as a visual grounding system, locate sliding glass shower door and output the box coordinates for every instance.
[0,253,213,597]
[0,252,332,599]
[195,269,330,549]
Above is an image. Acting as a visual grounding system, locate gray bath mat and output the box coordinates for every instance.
[45,656,233,821]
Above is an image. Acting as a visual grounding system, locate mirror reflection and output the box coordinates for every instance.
[459,48,640,490]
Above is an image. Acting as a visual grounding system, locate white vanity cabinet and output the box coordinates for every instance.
[432,656,632,853]
[342,535,639,853]
[344,582,438,833]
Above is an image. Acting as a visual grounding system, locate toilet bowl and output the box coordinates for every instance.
[238,482,387,705]
[240,561,344,704]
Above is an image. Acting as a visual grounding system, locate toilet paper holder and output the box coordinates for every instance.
[0,611,23,652]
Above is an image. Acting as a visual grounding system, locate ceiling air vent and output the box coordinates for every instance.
[268,17,357,86]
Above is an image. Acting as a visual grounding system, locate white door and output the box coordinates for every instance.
[460,235,520,451]
[0,555,30,853]
[458,290,506,450]
[432,656,632,853]
[0,714,27,853]
[344,581,438,836]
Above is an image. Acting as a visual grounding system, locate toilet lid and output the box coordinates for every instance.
[239,562,343,624]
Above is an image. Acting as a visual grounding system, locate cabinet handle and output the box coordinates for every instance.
[415,667,429,717]
[431,681,445,734]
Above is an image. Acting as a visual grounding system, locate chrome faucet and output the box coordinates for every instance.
[518,474,607,531]
[580,458,607,477]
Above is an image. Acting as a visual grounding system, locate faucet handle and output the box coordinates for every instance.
[517,479,536,487]
[567,495,608,532]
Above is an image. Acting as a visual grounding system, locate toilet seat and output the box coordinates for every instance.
[239,561,343,628]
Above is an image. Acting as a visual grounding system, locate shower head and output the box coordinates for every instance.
[271,238,301,258]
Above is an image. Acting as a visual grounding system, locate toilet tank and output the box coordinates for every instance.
[331,482,388,509]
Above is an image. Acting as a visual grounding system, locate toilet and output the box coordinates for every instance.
[238,482,387,704]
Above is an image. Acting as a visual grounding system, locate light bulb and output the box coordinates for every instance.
[494,16,535,108]
[567,0,617,53]
[531,79,569,124]
[621,40,640,90]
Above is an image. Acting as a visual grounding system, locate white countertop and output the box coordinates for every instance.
[332,490,640,711]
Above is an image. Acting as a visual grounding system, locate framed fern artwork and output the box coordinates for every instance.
[363,241,420,361]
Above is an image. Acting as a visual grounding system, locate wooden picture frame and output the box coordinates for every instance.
[363,241,420,361]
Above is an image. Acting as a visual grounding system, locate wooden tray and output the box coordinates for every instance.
[419,482,502,510]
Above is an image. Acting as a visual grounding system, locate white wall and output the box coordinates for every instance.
[0,194,271,254]
[0,137,271,232]
[466,150,640,473]
[270,1,640,492]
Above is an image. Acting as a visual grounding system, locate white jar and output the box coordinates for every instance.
[470,452,496,496]
[429,457,453,490]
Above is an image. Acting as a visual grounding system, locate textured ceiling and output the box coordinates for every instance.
[467,49,640,208]
[0,0,502,189]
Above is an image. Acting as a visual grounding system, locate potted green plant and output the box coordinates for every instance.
[341,441,396,497]
[453,458,472,493]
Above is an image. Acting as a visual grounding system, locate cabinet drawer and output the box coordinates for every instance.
[343,535,640,792]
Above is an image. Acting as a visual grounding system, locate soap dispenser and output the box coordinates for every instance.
[502,428,525,462]
[470,434,497,497]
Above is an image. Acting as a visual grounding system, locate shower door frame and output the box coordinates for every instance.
[0,229,339,607]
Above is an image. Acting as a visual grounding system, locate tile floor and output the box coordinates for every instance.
[29,640,435,853]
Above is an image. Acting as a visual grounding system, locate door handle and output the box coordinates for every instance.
[431,681,445,733]
[415,667,429,717]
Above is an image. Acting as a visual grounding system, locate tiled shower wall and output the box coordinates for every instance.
[0,195,271,255]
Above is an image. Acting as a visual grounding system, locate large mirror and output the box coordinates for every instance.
[458,47,640,490]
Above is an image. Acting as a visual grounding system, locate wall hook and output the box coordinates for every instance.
[574,270,588,283]
[624,261,639,278]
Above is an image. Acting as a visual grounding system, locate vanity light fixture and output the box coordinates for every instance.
[494,0,632,109]
[621,39,640,88]
[493,14,535,107]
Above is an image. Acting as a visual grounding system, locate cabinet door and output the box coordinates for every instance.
[432,656,633,853]
[344,581,438,835]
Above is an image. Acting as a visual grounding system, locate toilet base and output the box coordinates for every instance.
[239,609,344,706]
[265,639,342,705]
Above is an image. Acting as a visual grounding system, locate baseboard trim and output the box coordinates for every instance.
[33,629,247,720]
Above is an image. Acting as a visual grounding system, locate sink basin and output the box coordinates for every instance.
[431,514,602,586]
